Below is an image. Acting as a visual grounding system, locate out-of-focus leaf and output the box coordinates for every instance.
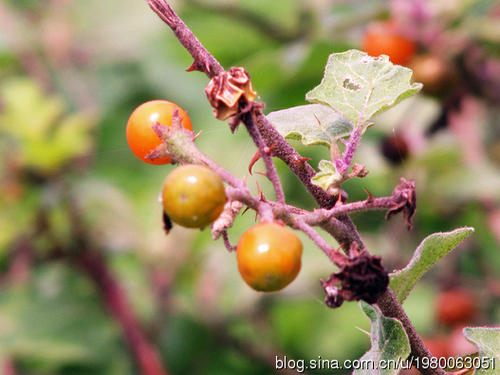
[0,188,39,254]
[306,50,422,126]
[270,299,369,360]
[0,264,119,369]
[0,78,65,138]
[267,104,352,147]
[23,113,93,172]
[390,227,474,303]
[5,0,41,10]
[0,77,95,174]
[463,327,500,374]
[311,160,342,191]
[355,302,410,375]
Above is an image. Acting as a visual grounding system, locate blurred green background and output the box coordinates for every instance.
[0,0,499,374]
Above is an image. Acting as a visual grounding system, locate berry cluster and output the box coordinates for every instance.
[126,100,303,292]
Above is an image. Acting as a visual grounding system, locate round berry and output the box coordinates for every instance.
[362,22,416,66]
[435,288,477,327]
[408,54,453,95]
[380,132,409,165]
[162,164,226,228]
[236,222,302,292]
[422,336,450,358]
[126,100,192,165]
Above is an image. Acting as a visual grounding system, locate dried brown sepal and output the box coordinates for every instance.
[386,178,417,230]
[162,211,173,235]
[211,200,244,240]
[146,112,202,165]
[205,67,257,121]
[320,278,344,308]
[347,163,369,179]
[321,251,389,308]
[145,143,170,163]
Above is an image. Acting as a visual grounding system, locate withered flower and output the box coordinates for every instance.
[205,67,257,120]
[386,178,416,230]
[321,252,389,308]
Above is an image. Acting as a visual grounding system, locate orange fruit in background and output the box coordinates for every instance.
[362,21,416,66]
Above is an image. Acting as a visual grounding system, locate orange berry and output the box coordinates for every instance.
[126,100,192,165]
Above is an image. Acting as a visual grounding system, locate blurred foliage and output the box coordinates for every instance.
[0,78,94,174]
[0,0,499,374]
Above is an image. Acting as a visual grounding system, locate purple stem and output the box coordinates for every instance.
[304,197,395,226]
[222,230,236,252]
[253,112,338,209]
[241,110,285,204]
[336,126,364,176]
[146,0,223,77]
[377,290,449,375]
[75,251,169,375]
[197,153,245,188]
[225,186,274,222]
[293,218,347,267]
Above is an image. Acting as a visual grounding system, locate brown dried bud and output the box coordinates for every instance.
[205,67,257,121]
[163,211,172,235]
[320,279,344,308]
[321,253,389,308]
[386,178,417,230]
[347,163,369,179]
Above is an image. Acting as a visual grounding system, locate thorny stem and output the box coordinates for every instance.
[253,112,339,209]
[147,0,337,209]
[225,186,274,222]
[148,0,365,251]
[252,113,367,251]
[240,109,285,204]
[145,2,448,373]
[304,197,395,226]
[146,0,223,78]
[377,290,449,375]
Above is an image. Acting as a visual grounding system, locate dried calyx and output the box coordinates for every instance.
[386,177,416,230]
[205,67,257,121]
[321,244,389,308]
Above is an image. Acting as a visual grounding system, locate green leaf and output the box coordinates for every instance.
[390,227,474,303]
[311,160,342,192]
[463,327,500,374]
[0,264,119,369]
[355,302,410,375]
[266,103,352,147]
[306,49,422,126]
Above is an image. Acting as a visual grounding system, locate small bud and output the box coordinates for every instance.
[163,211,173,235]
